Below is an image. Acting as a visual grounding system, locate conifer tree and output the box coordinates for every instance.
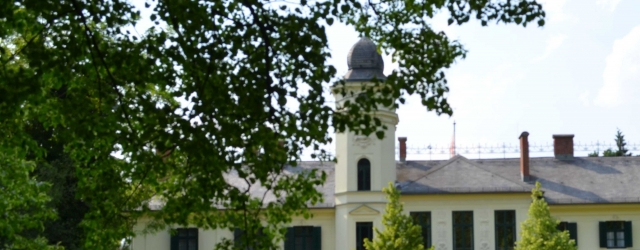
[515,182,576,250]
[1,0,546,247]
[364,182,432,250]
[603,129,632,157]
[614,129,632,156]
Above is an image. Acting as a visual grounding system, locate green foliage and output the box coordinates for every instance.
[0,144,60,249]
[601,129,632,157]
[364,182,431,250]
[587,150,599,157]
[0,0,545,248]
[515,182,576,250]
[27,122,89,250]
[614,129,632,156]
[603,148,617,157]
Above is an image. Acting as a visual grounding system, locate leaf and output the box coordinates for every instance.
[0,0,547,248]
[341,4,350,13]
[375,131,384,139]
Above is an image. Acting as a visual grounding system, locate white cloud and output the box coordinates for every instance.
[595,25,640,107]
[533,34,567,62]
[596,0,622,11]
[446,63,525,119]
[579,91,591,107]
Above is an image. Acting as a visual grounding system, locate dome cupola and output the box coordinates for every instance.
[343,37,386,81]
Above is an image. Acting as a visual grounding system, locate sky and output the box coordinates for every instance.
[323,0,640,160]
[131,0,640,160]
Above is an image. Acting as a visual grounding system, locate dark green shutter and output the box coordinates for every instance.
[624,221,633,247]
[170,229,178,250]
[599,222,607,248]
[313,226,322,250]
[234,228,242,247]
[284,227,294,250]
[567,223,577,246]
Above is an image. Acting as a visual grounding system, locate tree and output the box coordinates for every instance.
[602,129,632,157]
[0,0,546,248]
[515,182,576,250]
[364,182,431,250]
[27,122,89,250]
[603,148,617,157]
[614,129,632,156]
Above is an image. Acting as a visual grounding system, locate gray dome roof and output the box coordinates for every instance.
[343,38,386,81]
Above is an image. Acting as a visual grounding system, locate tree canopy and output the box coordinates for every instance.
[364,182,431,250]
[0,0,545,248]
[588,129,632,157]
[515,182,576,250]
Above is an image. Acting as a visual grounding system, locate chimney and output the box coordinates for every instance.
[519,132,530,181]
[553,134,574,160]
[398,137,407,162]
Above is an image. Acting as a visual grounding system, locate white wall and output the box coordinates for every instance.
[131,209,335,250]
[551,204,640,250]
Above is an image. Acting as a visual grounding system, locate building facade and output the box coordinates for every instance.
[132,38,640,250]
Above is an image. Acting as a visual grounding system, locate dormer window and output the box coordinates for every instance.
[357,158,371,191]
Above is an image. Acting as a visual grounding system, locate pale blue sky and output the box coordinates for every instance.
[325,0,640,159]
[131,0,640,160]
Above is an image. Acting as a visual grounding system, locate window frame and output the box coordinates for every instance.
[494,210,516,250]
[452,211,474,250]
[601,221,630,249]
[356,222,373,250]
[410,211,432,248]
[357,158,371,191]
[284,226,321,250]
[170,228,198,250]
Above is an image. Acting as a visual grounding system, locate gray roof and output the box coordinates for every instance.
[148,155,640,210]
[400,155,640,204]
[298,155,640,206]
[343,38,386,81]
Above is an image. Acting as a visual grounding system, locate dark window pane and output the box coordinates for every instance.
[410,212,432,247]
[357,159,371,191]
[505,212,515,224]
[557,222,567,231]
[179,240,187,250]
[495,211,515,250]
[604,221,628,248]
[356,222,373,250]
[189,239,197,250]
[288,226,316,250]
[453,211,473,250]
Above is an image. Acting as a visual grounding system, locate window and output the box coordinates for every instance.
[284,226,321,250]
[170,228,198,250]
[357,158,371,191]
[411,212,432,248]
[356,222,373,250]
[495,210,515,250]
[557,222,578,246]
[600,221,632,248]
[453,211,473,250]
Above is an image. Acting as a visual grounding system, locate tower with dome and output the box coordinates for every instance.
[332,37,398,249]
[130,37,640,250]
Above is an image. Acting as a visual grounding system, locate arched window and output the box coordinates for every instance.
[357,158,371,191]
